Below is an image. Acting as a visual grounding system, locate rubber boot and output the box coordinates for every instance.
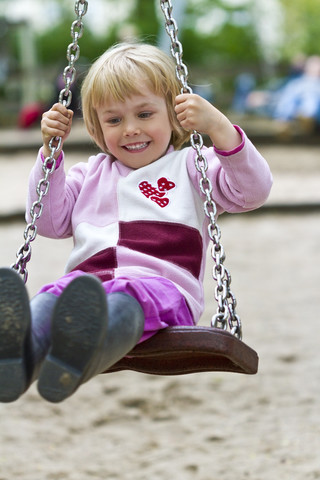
[0,268,57,402]
[0,268,31,402]
[37,275,144,403]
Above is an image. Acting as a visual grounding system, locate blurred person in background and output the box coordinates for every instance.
[273,55,320,135]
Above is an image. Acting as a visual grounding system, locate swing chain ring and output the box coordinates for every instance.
[11,0,88,283]
[60,0,88,108]
[161,1,191,93]
[160,0,241,339]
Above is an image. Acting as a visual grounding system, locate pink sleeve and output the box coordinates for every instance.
[186,126,272,214]
[213,125,245,157]
[40,150,64,169]
[26,149,75,239]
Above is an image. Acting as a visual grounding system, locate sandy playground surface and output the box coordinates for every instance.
[0,142,319,479]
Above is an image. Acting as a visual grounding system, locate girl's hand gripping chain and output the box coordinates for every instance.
[41,103,74,159]
[175,93,241,152]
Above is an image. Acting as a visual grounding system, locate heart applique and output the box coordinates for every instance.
[157,177,175,192]
[139,177,176,208]
[150,196,169,208]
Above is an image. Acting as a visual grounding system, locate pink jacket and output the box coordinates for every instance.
[26,127,272,323]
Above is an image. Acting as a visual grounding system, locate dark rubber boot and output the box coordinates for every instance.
[0,267,57,402]
[0,268,31,402]
[37,276,144,403]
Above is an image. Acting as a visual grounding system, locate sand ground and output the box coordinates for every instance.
[0,134,319,479]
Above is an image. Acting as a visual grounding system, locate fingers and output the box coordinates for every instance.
[41,103,73,140]
[175,94,216,134]
[175,93,189,105]
[175,94,198,130]
[174,93,190,114]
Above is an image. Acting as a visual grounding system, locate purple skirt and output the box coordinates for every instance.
[37,271,194,343]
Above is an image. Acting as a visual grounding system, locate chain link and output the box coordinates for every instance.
[160,0,242,339]
[11,0,88,283]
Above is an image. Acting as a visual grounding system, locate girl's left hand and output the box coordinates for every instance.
[174,93,222,135]
[175,93,241,151]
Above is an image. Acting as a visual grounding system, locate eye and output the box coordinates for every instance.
[106,117,121,125]
[138,112,153,119]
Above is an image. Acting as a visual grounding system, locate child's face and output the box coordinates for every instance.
[96,87,173,169]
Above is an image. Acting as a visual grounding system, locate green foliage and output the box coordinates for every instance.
[36,17,111,66]
[181,22,260,67]
[130,0,159,43]
[279,0,320,58]
[35,0,262,69]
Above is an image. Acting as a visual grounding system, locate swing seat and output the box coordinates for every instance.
[104,326,259,376]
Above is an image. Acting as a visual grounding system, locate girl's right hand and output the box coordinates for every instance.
[41,103,74,158]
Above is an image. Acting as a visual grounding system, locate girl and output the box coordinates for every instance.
[0,43,272,403]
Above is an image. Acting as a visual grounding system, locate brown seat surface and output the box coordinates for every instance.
[103,326,259,376]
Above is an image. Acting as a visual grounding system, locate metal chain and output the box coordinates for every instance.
[160,0,242,339]
[11,0,88,284]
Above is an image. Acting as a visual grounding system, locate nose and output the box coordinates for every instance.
[123,118,141,137]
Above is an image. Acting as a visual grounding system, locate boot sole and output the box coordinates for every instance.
[38,275,107,403]
[0,268,30,402]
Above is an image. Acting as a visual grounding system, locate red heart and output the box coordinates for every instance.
[139,181,165,198]
[157,177,175,192]
[150,196,169,208]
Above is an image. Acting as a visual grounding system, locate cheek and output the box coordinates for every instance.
[103,130,117,147]
[153,127,171,146]
[99,133,117,156]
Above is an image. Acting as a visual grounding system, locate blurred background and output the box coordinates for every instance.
[1,3,320,479]
[0,0,320,136]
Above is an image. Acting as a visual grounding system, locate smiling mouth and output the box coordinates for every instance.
[122,142,150,152]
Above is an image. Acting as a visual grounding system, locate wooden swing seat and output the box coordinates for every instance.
[103,326,259,376]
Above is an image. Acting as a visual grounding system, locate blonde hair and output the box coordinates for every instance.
[81,43,190,152]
